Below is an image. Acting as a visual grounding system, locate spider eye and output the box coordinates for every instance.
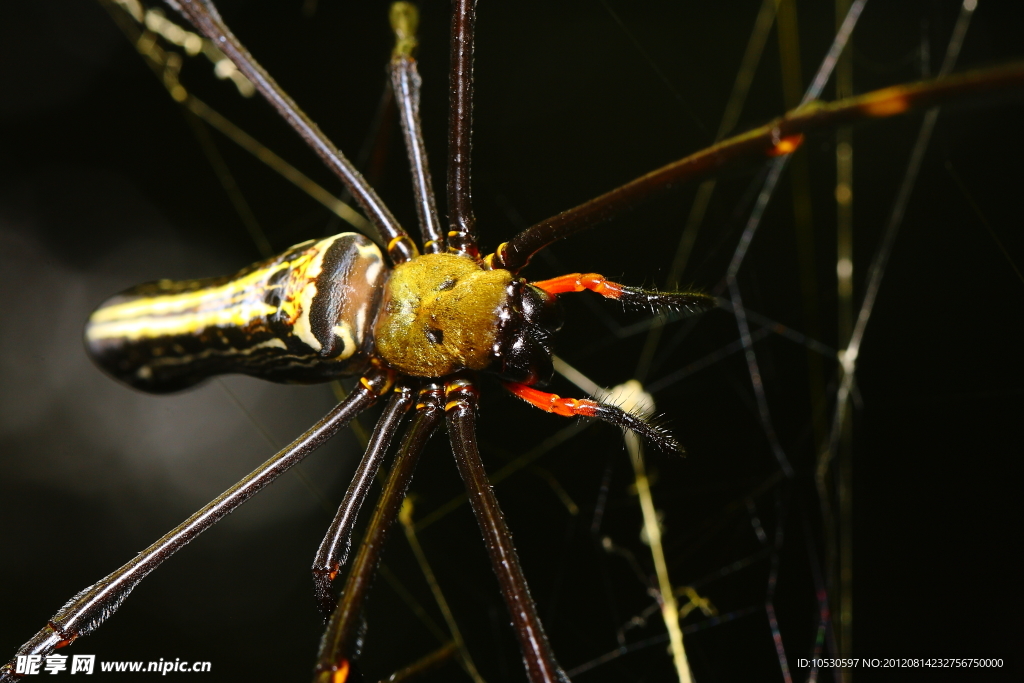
[436,278,457,291]
[425,328,444,345]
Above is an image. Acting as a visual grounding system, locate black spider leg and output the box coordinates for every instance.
[489,63,1024,273]
[389,3,444,254]
[167,0,419,265]
[312,383,416,620]
[446,0,479,258]
[445,377,571,683]
[0,368,394,683]
[314,383,445,683]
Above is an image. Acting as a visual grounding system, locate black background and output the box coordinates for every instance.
[2,1,1022,681]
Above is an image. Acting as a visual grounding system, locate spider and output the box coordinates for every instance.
[2,1,1024,683]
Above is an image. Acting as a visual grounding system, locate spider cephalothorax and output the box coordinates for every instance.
[373,251,561,384]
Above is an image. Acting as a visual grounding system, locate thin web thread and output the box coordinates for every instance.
[765,490,792,683]
[725,0,868,480]
[823,0,976,474]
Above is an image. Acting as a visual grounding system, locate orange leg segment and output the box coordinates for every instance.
[503,382,600,418]
[530,273,625,300]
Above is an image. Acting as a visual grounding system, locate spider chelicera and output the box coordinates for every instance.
[2,0,1024,679]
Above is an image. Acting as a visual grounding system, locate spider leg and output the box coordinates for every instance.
[488,63,1024,273]
[504,382,683,454]
[312,382,416,620]
[389,3,444,254]
[0,367,394,683]
[446,0,479,259]
[314,383,445,683]
[169,0,419,264]
[445,377,571,683]
[531,272,716,315]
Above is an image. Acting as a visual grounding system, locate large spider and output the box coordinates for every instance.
[5,2,718,680]
[2,0,1024,679]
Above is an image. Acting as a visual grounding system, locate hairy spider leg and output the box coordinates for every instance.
[504,382,682,454]
[0,366,396,682]
[446,0,479,259]
[487,64,1024,273]
[170,0,420,265]
[315,383,445,683]
[389,3,445,254]
[446,378,571,683]
[312,383,416,620]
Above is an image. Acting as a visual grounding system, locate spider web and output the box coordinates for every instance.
[1,1,1022,681]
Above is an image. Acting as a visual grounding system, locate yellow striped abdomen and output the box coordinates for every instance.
[85,233,385,392]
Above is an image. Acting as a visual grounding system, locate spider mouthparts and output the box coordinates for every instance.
[530,272,715,318]
[504,382,684,453]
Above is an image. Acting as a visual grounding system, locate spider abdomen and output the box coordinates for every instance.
[84,232,385,393]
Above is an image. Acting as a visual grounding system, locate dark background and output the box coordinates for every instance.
[2,1,1022,681]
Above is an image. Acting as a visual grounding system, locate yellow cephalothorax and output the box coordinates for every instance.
[373,253,513,377]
